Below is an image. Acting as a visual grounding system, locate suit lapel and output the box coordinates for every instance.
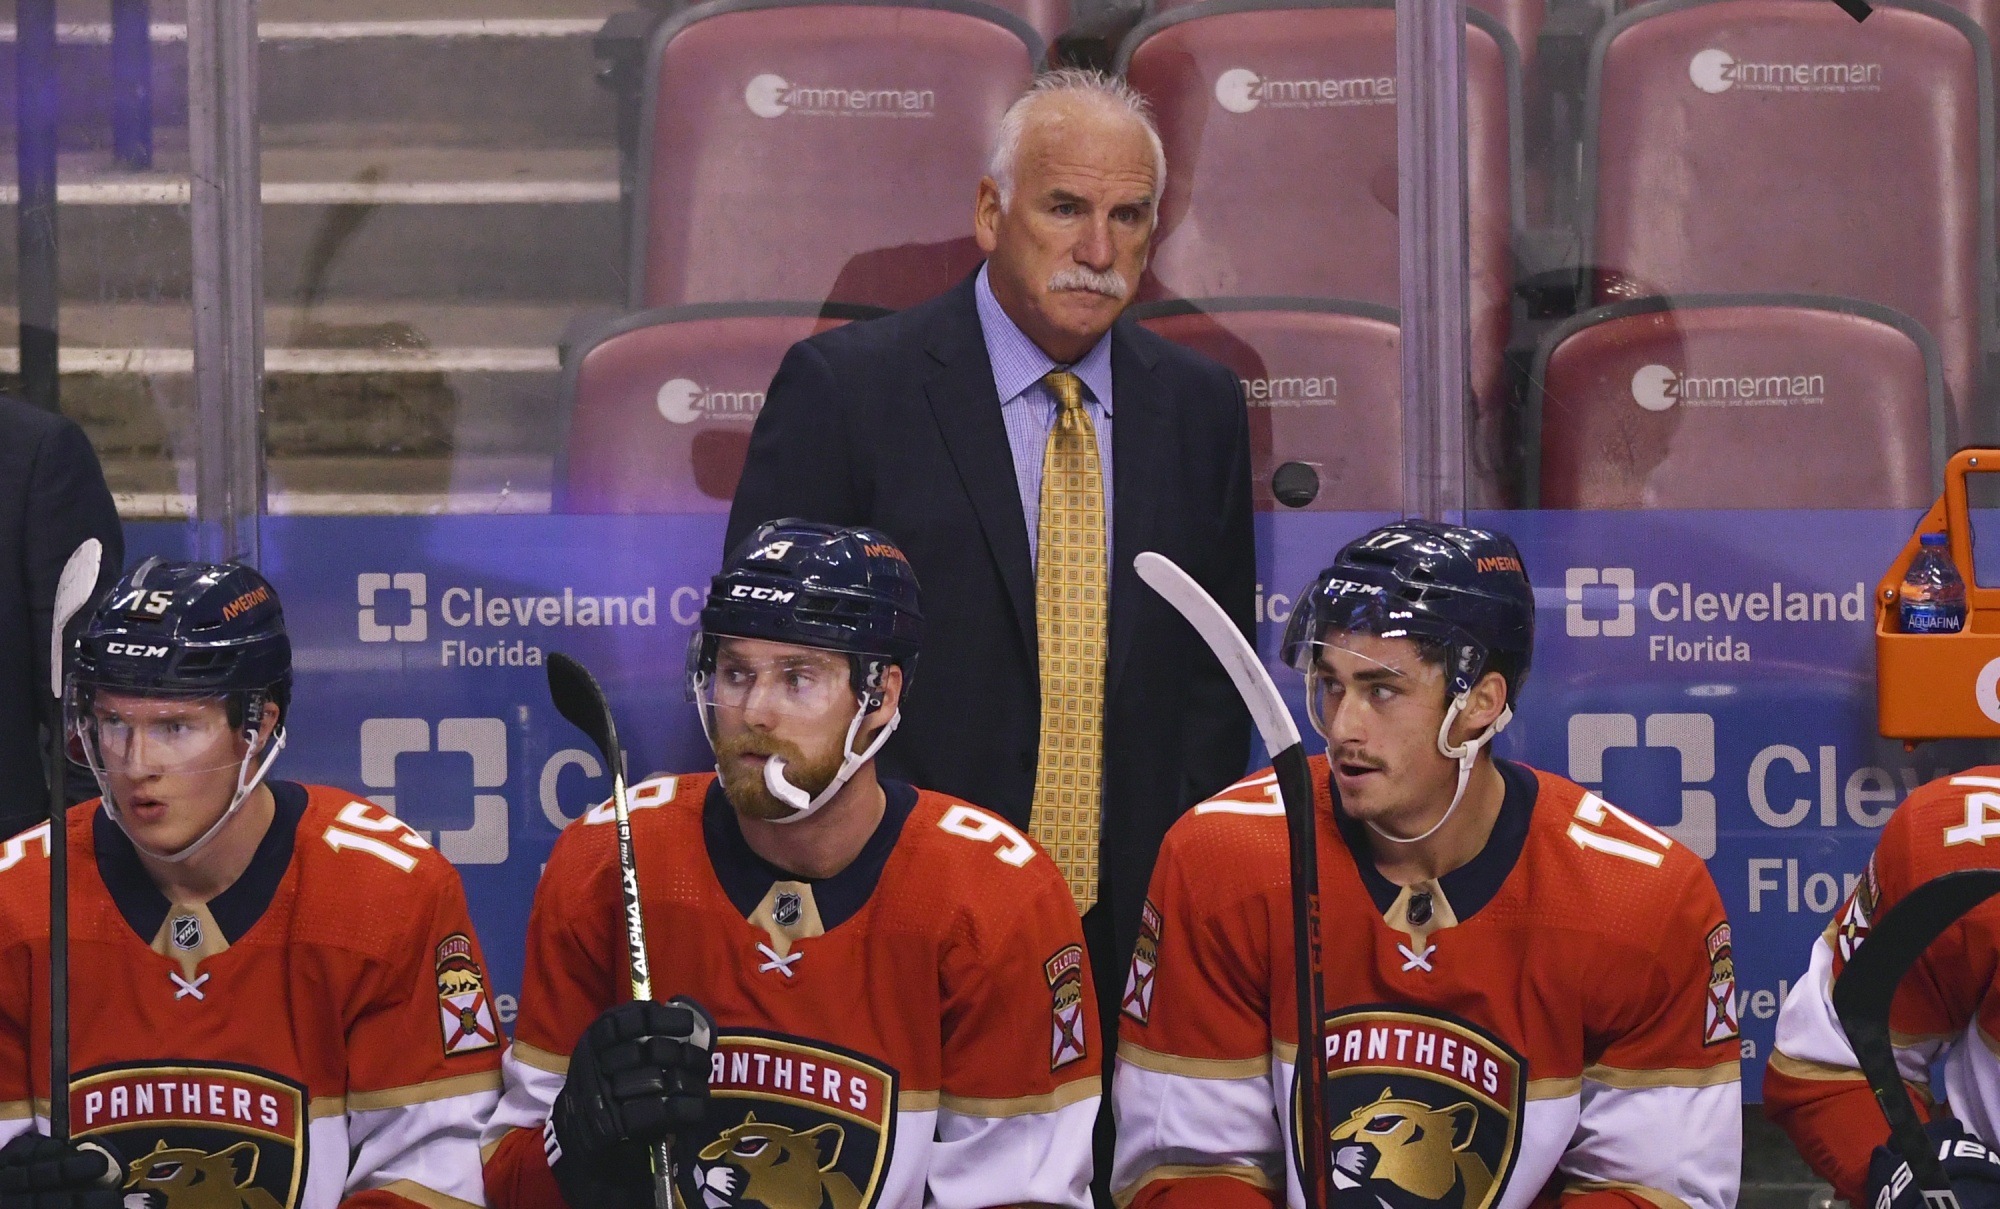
[1107,320,1166,703]
[922,282,1038,663]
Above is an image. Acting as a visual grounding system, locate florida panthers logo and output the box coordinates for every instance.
[691,1114,863,1209]
[123,1141,284,1209]
[69,1064,307,1209]
[677,1032,895,1209]
[1304,1007,1524,1209]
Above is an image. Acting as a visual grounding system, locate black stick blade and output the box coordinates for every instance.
[1834,869,2000,1191]
[547,652,619,763]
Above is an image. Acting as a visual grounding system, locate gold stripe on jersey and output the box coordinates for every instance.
[1119,1040,1271,1080]
[1567,1179,1692,1209]
[1526,1076,1583,1100]
[349,1070,504,1112]
[376,1178,482,1209]
[898,1090,941,1113]
[0,1100,31,1120]
[479,1139,504,1163]
[1767,1051,1867,1082]
[508,1040,569,1075]
[1582,1061,1740,1089]
[939,1077,1101,1119]
[1113,1163,1276,1208]
[1892,1028,1954,1048]
[311,1097,346,1119]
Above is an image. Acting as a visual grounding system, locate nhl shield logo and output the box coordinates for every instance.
[1298,1006,1525,1209]
[681,1031,897,1209]
[170,915,202,952]
[69,1062,307,1209]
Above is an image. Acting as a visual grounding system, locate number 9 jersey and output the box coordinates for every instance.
[0,784,504,1209]
[480,773,1100,1209]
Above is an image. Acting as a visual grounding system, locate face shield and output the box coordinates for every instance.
[685,632,902,824]
[67,683,287,862]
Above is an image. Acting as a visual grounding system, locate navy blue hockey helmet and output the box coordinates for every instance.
[690,519,923,694]
[71,558,293,719]
[1280,520,1535,703]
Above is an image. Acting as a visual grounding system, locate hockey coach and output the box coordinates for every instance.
[724,69,1255,1195]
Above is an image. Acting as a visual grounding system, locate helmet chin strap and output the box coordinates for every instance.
[98,727,288,864]
[1365,697,1512,846]
[762,702,900,824]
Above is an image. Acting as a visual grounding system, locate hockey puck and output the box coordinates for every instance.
[1271,462,1320,508]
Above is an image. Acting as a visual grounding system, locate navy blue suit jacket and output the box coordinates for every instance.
[726,273,1255,965]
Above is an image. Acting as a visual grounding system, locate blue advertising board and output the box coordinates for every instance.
[125,510,1990,1101]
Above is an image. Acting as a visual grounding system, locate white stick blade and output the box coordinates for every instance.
[50,539,105,699]
[1134,551,1302,754]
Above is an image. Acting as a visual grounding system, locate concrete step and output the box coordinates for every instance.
[0,147,623,302]
[1,10,620,150]
[0,300,600,483]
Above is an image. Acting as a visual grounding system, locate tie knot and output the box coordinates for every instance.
[1043,370,1087,414]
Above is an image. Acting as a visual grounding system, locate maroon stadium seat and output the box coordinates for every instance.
[1529,295,1947,507]
[1119,1,1521,428]
[1132,298,1403,510]
[1151,0,1545,85]
[559,303,887,513]
[1585,0,1994,436]
[634,0,1041,312]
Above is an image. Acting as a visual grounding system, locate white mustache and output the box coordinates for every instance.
[1046,265,1129,299]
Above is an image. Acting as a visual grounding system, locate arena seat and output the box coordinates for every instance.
[633,0,1041,312]
[1149,0,1545,86]
[1118,0,1521,430]
[1584,0,1993,438]
[558,302,888,513]
[1527,295,1947,507]
[1131,298,1403,510]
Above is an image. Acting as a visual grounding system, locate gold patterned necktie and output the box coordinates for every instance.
[1030,370,1107,915]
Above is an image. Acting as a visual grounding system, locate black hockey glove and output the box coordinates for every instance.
[0,1133,121,1209]
[547,997,715,1209]
[1867,1119,2000,1209]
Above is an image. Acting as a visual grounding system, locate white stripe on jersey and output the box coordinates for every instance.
[1111,1053,1282,1197]
[931,1093,1098,1209]
[483,1046,565,1155]
[1565,1079,1740,1209]
[1774,937,1938,1083]
[347,1088,498,1207]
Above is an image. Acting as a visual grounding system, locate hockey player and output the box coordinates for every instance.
[1765,769,2000,1209]
[0,559,501,1209]
[1111,520,1742,1209]
[482,520,1099,1209]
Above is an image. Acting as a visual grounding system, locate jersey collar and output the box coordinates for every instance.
[94,780,308,945]
[702,777,917,932]
[1331,757,1539,922]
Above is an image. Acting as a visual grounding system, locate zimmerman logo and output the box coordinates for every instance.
[1569,712,1716,858]
[1242,373,1338,408]
[1215,66,1394,113]
[1630,364,1827,412]
[1689,48,1882,94]
[657,378,765,425]
[744,72,937,118]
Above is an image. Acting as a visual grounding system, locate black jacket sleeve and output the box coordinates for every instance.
[1178,365,1255,805]
[725,338,864,555]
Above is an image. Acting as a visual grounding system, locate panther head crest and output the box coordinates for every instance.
[1329,1088,1496,1209]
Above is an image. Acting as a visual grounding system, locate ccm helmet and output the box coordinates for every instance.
[68,558,292,862]
[687,520,922,821]
[1281,521,1535,840]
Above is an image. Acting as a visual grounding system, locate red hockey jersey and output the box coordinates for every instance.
[481,773,1099,1209]
[0,783,503,1209]
[1765,767,2000,1204]
[1113,757,1741,1209]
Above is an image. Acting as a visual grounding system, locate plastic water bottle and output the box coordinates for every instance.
[1901,532,1967,634]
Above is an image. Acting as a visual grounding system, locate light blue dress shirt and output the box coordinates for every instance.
[973,264,1116,569]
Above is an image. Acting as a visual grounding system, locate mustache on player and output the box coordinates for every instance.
[1047,265,1129,299]
[714,731,844,819]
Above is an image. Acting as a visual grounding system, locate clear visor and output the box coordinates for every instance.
[689,636,861,723]
[1301,633,1423,736]
[68,688,255,779]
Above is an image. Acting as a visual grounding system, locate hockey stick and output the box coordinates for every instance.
[545,652,688,1209]
[1832,868,2000,1209]
[1134,552,1330,1209]
[46,538,102,1143]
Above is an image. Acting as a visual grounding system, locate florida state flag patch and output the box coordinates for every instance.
[1122,899,1162,1026]
[1047,944,1088,1070]
[436,933,499,1055]
[1703,923,1740,1046]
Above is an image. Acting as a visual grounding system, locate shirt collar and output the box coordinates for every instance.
[975,263,1116,414]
